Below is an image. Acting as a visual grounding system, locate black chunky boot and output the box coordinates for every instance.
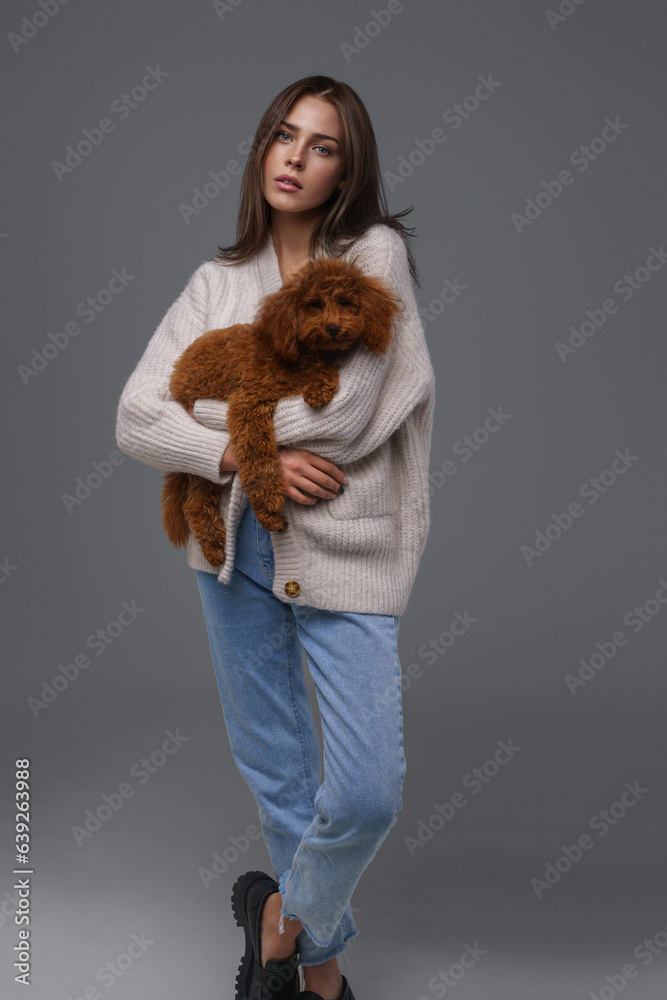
[231,869,301,1000]
[297,974,356,999]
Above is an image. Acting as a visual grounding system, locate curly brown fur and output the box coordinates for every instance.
[161,255,402,568]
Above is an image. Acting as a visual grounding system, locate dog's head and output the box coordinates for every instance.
[255,256,402,363]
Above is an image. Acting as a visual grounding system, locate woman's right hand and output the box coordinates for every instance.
[220,443,348,504]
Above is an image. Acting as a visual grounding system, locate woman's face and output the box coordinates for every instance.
[262,95,346,218]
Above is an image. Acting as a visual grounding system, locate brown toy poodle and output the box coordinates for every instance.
[160,254,402,568]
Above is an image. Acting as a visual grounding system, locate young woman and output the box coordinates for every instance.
[115,75,435,1000]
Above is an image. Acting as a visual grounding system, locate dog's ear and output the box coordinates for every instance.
[358,277,403,354]
[256,283,302,362]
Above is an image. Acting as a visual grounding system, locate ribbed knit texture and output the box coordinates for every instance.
[115,224,436,615]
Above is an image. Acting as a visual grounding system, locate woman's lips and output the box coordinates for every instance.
[275,179,301,191]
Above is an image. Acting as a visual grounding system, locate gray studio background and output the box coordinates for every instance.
[2,2,666,998]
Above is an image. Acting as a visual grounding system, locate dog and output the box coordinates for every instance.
[160,254,402,568]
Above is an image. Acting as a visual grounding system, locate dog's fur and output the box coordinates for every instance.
[160,255,402,568]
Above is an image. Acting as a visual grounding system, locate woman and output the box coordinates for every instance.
[115,75,435,1000]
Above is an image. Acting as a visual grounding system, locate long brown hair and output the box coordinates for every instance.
[213,75,421,286]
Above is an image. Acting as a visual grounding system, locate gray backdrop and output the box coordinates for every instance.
[2,1,666,998]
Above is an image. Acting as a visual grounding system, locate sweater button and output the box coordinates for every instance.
[284,581,300,598]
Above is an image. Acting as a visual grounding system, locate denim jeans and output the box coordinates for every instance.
[195,498,407,967]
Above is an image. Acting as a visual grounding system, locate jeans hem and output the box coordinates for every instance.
[277,867,347,951]
[298,925,359,967]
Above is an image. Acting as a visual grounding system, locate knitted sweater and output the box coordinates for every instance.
[115,223,436,615]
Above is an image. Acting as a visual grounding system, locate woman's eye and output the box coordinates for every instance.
[275,132,331,156]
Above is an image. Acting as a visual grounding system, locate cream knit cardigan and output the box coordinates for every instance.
[115,223,436,615]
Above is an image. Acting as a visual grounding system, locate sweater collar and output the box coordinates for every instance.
[255,231,283,295]
[255,229,326,295]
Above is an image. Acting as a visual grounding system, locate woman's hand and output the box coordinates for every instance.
[219,443,348,504]
[189,403,348,501]
[278,446,348,505]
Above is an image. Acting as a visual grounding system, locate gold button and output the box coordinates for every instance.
[284,581,300,598]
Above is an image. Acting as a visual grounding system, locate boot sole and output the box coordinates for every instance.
[231,869,301,999]
[231,869,269,1000]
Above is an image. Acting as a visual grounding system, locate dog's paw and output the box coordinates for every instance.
[200,542,225,567]
[302,384,337,408]
[260,513,288,533]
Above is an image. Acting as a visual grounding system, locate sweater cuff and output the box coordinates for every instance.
[116,404,235,487]
[190,424,233,486]
[193,397,229,431]
[190,402,233,485]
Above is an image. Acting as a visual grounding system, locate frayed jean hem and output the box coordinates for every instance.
[277,867,357,960]
[298,926,359,967]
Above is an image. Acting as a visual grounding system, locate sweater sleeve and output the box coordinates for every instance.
[115,263,234,485]
[191,231,435,465]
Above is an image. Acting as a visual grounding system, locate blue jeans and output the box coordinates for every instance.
[195,499,407,967]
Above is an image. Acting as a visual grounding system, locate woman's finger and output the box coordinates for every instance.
[285,487,319,505]
[279,449,346,494]
[291,472,340,499]
[295,450,348,488]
